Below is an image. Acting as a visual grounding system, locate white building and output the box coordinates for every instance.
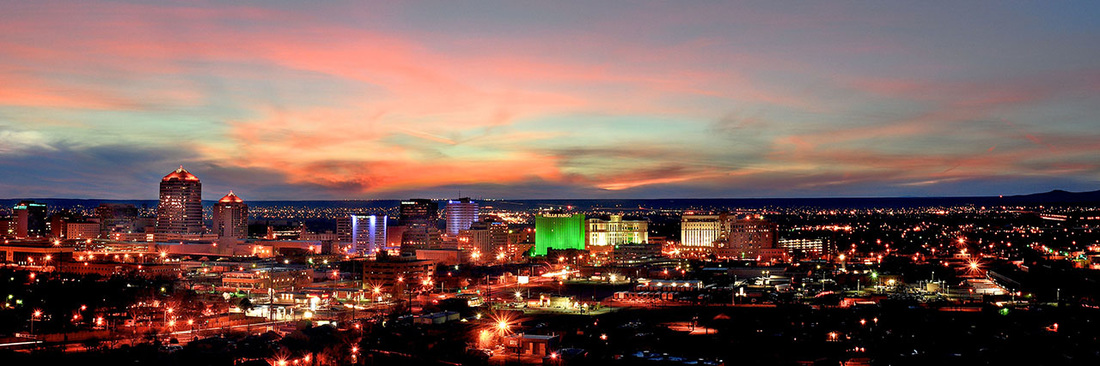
[586,215,647,247]
[680,214,721,254]
[445,198,478,236]
[350,215,388,254]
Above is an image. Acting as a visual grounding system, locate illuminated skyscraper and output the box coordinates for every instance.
[399,199,440,252]
[213,192,248,243]
[533,213,585,256]
[350,215,388,254]
[155,166,203,235]
[445,198,478,236]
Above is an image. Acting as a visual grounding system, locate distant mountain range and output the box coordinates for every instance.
[999,189,1100,204]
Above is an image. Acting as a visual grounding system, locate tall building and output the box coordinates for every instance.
[444,198,478,236]
[586,215,648,247]
[14,200,47,239]
[155,166,203,235]
[680,214,721,255]
[213,192,248,244]
[399,199,440,252]
[533,213,585,256]
[349,215,388,254]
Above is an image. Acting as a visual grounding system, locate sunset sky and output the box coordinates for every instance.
[1,1,1098,200]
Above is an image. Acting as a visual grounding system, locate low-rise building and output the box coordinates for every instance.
[361,255,435,291]
[220,268,314,293]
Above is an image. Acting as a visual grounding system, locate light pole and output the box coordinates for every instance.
[31,309,42,335]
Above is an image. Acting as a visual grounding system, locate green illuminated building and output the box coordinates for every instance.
[533,214,585,256]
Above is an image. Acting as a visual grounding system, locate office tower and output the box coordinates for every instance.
[445,198,478,236]
[155,166,203,235]
[349,215,388,254]
[213,192,248,243]
[533,213,585,256]
[586,214,648,247]
[399,199,440,252]
[680,214,721,255]
[14,200,47,239]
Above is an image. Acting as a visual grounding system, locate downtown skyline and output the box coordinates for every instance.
[2,1,1099,200]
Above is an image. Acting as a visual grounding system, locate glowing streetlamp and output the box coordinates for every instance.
[31,309,43,334]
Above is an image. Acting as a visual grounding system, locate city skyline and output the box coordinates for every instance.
[2,2,1099,200]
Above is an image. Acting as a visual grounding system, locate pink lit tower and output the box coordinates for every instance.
[213,191,248,247]
[155,166,203,235]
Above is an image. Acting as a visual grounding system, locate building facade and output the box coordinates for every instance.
[220,268,314,293]
[66,222,101,240]
[680,214,721,255]
[96,203,139,236]
[458,218,509,257]
[586,215,648,247]
[533,213,585,256]
[715,216,779,259]
[350,215,388,254]
[444,198,478,236]
[360,256,435,291]
[213,192,248,244]
[14,201,47,239]
[155,166,203,235]
[399,199,440,252]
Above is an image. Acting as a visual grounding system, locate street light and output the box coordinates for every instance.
[31,309,42,335]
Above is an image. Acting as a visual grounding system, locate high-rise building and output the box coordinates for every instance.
[14,200,47,239]
[399,199,440,252]
[213,192,248,244]
[533,213,585,256]
[586,215,648,247]
[349,215,388,254]
[680,214,721,255]
[445,198,478,236]
[155,166,203,235]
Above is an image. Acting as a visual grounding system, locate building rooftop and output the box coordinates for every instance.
[219,191,244,203]
[162,166,199,182]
